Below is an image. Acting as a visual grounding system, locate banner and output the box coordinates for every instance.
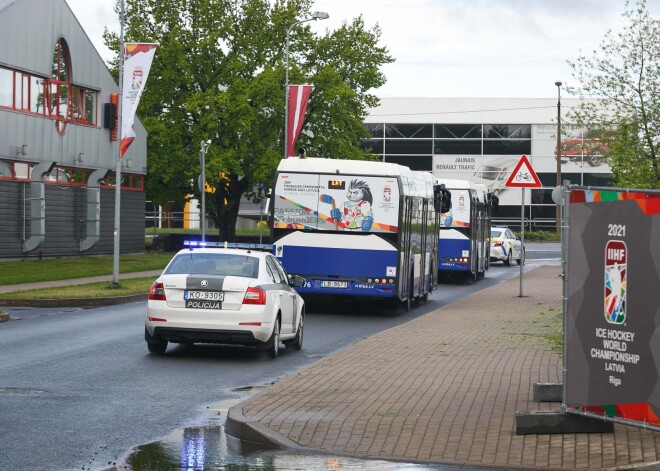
[120,43,158,156]
[566,187,660,429]
[286,84,313,158]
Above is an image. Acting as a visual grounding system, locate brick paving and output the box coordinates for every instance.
[227,266,660,470]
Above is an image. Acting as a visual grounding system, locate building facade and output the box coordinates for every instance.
[363,98,612,226]
[0,0,147,259]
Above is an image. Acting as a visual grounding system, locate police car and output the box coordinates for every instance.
[145,241,305,358]
[489,227,524,266]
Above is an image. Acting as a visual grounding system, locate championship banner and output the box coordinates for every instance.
[566,186,660,429]
[120,43,158,156]
[286,84,313,157]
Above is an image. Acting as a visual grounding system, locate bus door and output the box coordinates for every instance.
[399,196,413,301]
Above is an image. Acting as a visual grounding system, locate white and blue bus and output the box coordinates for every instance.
[436,178,497,282]
[271,157,440,310]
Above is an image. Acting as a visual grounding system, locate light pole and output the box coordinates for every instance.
[284,11,329,160]
[555,80,562,234]
[199,140,211,242]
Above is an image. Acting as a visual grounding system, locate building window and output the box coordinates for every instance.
[385,123,432,138]
[385,139,433,154]
[484,124,531,138]
[434,140,482,154]
[385,155,432,170]
[50,38,71,134]
[483,140,531,155]
[0,68,12,107]
[0,39,98,128]
[364,123,384,138]
[434,124,482,139]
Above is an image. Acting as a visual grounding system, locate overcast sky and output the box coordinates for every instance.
[65,0,660,99]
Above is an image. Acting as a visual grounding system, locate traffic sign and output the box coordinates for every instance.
[505,154,542,188]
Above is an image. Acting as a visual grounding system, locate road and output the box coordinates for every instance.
[0,243,559,471]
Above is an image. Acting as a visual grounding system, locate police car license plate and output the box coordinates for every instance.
[184,290,224,301]
[320,280,348,288]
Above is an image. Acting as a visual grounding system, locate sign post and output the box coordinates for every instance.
[505,154,542,296]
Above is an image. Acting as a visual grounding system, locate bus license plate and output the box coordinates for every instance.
[184,290,224,301]
[320,280,348,288]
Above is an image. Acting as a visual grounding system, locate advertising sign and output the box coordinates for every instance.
[274,173,400,233]
[440,188,471,228]
[566,187,660,427]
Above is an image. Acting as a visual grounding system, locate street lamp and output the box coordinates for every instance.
[555,80,562,233]
[284,11,329,160]
[199,139,211,242]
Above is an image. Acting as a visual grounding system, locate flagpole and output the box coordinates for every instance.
[112,0,125,287]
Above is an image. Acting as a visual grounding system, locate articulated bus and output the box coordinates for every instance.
[271,157,441,310]
[436,178,497,282]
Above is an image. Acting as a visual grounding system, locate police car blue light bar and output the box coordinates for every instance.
[183,240,273,251]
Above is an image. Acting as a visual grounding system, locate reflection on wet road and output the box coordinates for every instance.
[114,422,465,471]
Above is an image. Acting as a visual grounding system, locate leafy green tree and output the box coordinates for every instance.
[566,0,660,189]
[104,0,393,239]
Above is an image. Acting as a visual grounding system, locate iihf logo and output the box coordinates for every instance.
[604,240,627,324]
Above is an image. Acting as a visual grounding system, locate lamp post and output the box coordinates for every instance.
[555,80,562,234]
[199,140,211,242]
[284,11,329,160]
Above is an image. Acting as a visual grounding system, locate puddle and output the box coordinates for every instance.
[111,424,457,471]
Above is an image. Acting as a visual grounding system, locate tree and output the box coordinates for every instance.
[104,0,393,239]
[566,0,660,189]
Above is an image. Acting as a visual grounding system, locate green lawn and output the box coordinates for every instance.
[0,253,173,286]
[0,277,156,299]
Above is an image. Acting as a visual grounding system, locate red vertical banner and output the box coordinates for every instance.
[287,84,313,157]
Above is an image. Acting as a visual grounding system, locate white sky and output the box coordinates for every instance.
[65,0,660,99]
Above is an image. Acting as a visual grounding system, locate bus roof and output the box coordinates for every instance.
[277,157,416,178]
[436,178,475,189]
[436,178,489,197]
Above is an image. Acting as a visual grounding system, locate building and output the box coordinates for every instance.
[0,0,146,260]
[363,98,612,226]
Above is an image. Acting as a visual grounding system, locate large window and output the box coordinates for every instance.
[0,38,98,131]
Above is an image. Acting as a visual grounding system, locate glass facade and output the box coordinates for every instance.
[360,121,612,223]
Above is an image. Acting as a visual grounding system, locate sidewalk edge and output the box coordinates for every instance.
[225,405,302,449]
[0,294,147,308]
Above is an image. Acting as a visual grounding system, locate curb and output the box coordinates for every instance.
[0,294,147,308]
[225,406,302,449]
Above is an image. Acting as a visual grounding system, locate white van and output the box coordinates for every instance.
[473,158,518,195]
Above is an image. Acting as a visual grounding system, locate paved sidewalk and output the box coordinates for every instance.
[227,266,660,470]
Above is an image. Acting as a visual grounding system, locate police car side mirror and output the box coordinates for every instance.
[289,274,306,288]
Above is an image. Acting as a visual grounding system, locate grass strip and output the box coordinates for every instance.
[0,254,172,286]
[0,277,156,299]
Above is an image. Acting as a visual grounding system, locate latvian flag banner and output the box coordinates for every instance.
[287,84,313,157]
[120,43,158,157]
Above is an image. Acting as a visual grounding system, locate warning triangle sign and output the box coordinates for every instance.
[505,154,542,188]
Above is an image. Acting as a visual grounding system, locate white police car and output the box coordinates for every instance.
[145,241,305,358]
[490,227,524,266]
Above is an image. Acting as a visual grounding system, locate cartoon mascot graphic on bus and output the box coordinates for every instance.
[329,179,374,231]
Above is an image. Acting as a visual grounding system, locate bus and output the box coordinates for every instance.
[436,178,497,282]
[271,157,441,311]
